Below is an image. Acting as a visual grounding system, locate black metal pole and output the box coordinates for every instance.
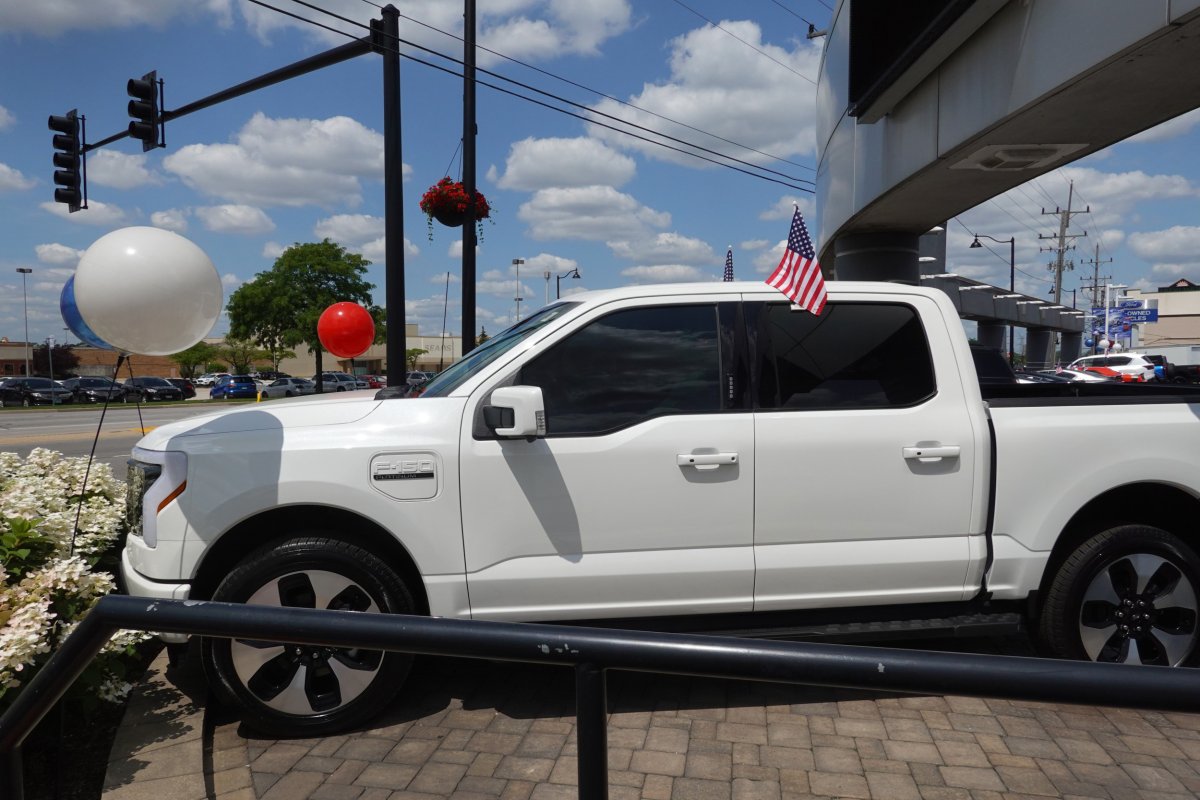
[461,0,477,355]
[575,663,608,800]
[378,6,406,387]
[1009,238,1015,365]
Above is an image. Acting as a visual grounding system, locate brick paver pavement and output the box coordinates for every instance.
[105,637,1200,800]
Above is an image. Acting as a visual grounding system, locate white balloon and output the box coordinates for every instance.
[74,227,223,356]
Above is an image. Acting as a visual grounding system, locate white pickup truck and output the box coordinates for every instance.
[122,281,1200,735]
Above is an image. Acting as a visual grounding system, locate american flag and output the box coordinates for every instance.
[723,247,734,282]
[766,207,826,315]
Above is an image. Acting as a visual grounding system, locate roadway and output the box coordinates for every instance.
[0,400,233,476]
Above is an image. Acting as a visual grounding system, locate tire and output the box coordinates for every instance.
[285,391,295,398]
[22,397,32,408]
[1040,524,1200,666]
[201,536,416,737]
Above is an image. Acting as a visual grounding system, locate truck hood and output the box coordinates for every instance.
[136,390,383,450]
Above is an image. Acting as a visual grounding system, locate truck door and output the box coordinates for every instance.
[460,299,755,621]
[749,296,985,611]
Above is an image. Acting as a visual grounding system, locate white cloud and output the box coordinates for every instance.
[760,195,814,221]
[194,204,275,235]
[35,243,83,265]
[495,137,636,190]
[1150,263,1196,277]
[620,264,706,283]
[740,239,769,251]
[0,0,233,34]
[1128,226,1200,264]
[607,232,715,265]
[1126,108,1200,144]
[221,273,243,288]
[262,241,286,259]
[430,273,461,285]
[40,198,126,225]
[163,112,391,207]
[518,185,669,240]
[87,151,160,189]
[448,239,481,258]
[313,214,418,262]
[588,20,821,168]
[0,163,35,191]
[0,105,14,130]
[150,208,189,233]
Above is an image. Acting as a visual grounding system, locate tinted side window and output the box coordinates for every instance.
[519,305,721,436]
[754,302,935,410]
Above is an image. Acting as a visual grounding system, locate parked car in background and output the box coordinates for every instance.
[1014,368,1070,383]
[168,378,196,399]
[254,370,290,381]
[405,371,433,385]
[210,374,260,400]
[194,373,229,387]
[312,372,368,391]
[0,377,74,407]
[1039,368,1114,383]
[360,374,385,389]
[124,376,185,402]
[60,377,129,404]
[260,377,317,399]
[1068,353,1156,382]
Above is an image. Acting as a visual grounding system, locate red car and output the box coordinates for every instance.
[361,374,385,388]
[1082,366,1139,382]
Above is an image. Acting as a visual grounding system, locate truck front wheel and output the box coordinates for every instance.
[201,536,416,736]
[1040,525,1200,666]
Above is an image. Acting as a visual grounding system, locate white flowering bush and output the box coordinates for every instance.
[0,448,148,710]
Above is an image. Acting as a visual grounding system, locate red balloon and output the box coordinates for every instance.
[317,302,375,358]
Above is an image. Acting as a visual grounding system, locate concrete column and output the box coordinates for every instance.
[1060,331,1083,364]
[833,232,920,284]
[1025,329,1055,369]
[975,323,1006,351]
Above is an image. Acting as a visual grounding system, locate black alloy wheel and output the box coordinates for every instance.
[1041,525,1200,666]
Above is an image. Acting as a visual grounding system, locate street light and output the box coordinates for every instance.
[970,234,1016,364]
[45,336,54,384]
[556,267,581,299]
[1049,286,1077,309]
[15,268,31,376]
[512,258,525,321]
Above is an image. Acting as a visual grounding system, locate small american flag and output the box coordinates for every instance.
[723,247,734,282]
[766,207,826,315]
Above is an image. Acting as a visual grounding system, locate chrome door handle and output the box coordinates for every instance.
[903,445,960,461]
[677,452,738,470]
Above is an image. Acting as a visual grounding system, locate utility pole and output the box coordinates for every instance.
[461,0,478,355]
[1039,180,1089,306]
[1080,243,1112,310]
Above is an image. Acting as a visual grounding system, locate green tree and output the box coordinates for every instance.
[405,348,428,371]
[226,240,380,392]
[33,344,79,378]
[219,338,272,374]
[170,342,222,379]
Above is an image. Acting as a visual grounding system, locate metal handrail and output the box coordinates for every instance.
[4,595,1200,800]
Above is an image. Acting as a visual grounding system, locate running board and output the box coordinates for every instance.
[706,611,1024,643]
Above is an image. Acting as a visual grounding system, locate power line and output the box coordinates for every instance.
[669,0,817,85]
[765,0,817,28]
[986,198,1042,238]
[395,10,815,172]
[267,0,815,189]
[952,216,1043,283]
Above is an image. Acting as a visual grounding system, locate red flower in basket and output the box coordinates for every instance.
[419,177,491,240]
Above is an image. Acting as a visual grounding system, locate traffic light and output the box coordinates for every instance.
[127,71,161,151]
[48,110,82,212]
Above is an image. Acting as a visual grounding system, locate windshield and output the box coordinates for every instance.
[420,302,581,397]
[26,378,56,388]
[80,378,114,387]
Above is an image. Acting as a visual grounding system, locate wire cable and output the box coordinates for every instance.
[278,0,814,184]
[669,0,817,84]
[765,0,818,28]
[395,10,815,172]
[255,0,816,190]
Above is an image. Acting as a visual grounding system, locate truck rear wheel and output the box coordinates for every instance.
[201,536,415,736]
[1040,524,1200,666]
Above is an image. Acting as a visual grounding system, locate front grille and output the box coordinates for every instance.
[125,460,161,538]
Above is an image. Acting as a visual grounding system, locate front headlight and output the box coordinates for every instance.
[126,449,187,548]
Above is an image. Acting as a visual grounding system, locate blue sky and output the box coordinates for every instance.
[2,0,1199,348]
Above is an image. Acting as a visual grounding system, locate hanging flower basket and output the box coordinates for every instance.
[420,177,491,240]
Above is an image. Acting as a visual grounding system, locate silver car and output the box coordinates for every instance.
[260,377,317,399]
